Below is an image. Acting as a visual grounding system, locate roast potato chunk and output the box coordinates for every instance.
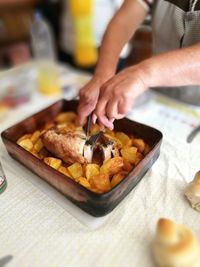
[132,138,145,153]
[58,166,73,179]
[100,157,124,176]
[17,139,33,151]
[30,130,41,144]
[89,174,111,193]
[44,157,62,169]
[111,171,128,188]
[68,162,83,180]
[77,177,91,189]
[85,164,100,180]
[55,112,76,123]
[135,152,143,165]
[90,124,101,135]
[123,159,133,172]
[33,138,43,153]
[121,147,137,164]
[17,134,32,143]
[115,132,132,147]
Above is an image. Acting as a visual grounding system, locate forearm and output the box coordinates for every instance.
[140,43,200,88]
[94,0,147,79]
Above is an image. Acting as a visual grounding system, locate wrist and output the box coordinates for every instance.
[137,59,156,88]
[94,67,115,83]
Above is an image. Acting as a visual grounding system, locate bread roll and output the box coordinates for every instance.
[185,171,200,212]
[152,218,200,267]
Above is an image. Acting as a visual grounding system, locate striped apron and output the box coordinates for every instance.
[152,0,200,105]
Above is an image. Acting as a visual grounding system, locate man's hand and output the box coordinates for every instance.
[77,76,107,125]
[93,65,148,130]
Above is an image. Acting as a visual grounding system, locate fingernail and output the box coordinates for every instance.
[92,114,97,124]
[109,124,114,131]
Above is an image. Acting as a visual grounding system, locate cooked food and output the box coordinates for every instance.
[115,132,132,147]
[132,138,145,153]
[83,142,93,163]
[111,171,128,188]
[85,164,100,180]
[100,157,124,176]
[185,171,200,212]
[68,162,83,180]
[16,111,149,193]
[152,218,200,267]
[89,174,111,193]
[83,132,102,163]
[121,147,137,164]
[44,157,62,170]
[17,138,33,151]
[42,127,86,164]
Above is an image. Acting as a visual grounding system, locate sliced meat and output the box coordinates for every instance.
[101,142,113,162]
[83,142,93,163]
[83,132,103,163]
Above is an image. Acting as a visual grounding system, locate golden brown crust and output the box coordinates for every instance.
[185,171,200,211]
[42,129,86,164]
[153,218,200,267]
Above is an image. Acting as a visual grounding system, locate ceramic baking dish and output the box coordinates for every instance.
[1,99,163,217]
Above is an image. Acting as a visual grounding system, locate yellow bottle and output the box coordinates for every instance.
[69,0,98,67]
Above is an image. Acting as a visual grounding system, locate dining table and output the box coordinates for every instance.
[1,62,200,267]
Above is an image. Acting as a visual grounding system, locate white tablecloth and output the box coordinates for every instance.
[1,64,200,267]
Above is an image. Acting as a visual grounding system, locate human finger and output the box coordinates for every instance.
[77,102,96,125]
[94,95,113,128]
[105,98,125,120]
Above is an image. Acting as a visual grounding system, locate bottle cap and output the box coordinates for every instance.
[34,10,43,21]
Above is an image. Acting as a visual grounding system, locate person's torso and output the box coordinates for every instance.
[152,0,200,105]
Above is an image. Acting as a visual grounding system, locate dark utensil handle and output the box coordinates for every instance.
[187,125,200,143]
[84,114,93,139]
[0,161,7,194]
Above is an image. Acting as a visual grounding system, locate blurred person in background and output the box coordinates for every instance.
[59,0,131,72]
[78,0,200,129]
[0,0,34,68]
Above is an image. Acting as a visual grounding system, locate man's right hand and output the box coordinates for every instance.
[77,76,106,125]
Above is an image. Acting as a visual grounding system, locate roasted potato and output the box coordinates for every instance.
[44,122,55,130]
[89,174,111,193]
[121,147,137,164]
[58,166,73,179]
[44,157,62,170]
[33,138,43,153]
[17,134,32,143]
[111,171,128,188]
[100,157,124,176]
[144,144,150,155]
[77,177,91,189]
[115,132,132,147]
[17,138,33,151]
[85,164,100,180]
[123,159,133,172]
[55,112,76,124]
[90,124,101,135]
[132,138,145,153]
[30,130,41,144]
[104,133,122,147]
[68,162,83,180]
[135,152,143,165]
[104,128,115,137]
[30,149,41,159]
